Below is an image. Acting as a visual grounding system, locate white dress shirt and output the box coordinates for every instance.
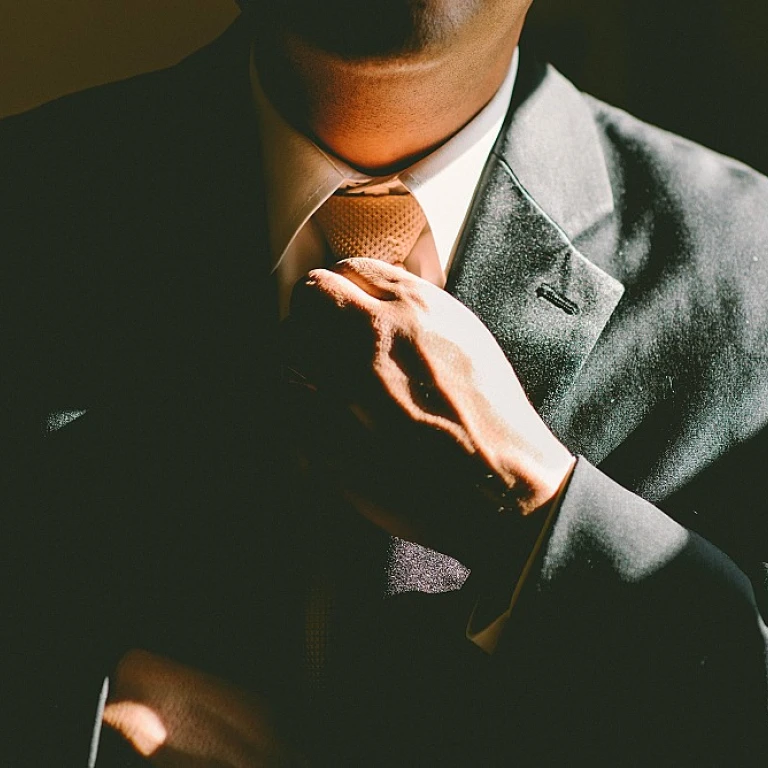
[251,48,519,318]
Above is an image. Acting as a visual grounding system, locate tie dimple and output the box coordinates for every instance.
[314,193,427,264]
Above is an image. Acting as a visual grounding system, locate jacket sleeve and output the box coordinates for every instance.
[488,456,768,764]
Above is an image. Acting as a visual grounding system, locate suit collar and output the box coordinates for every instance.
[496,55,615,243]
[447,56,624,422]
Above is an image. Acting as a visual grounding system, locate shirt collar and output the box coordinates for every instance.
[251,47,519,274]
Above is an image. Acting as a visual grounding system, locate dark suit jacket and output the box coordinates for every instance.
[2,18,768,767]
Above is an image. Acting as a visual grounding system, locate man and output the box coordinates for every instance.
[2,1,767,765]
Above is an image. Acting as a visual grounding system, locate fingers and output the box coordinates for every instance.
[104,649,293,767]
[286,261,404,392]
[291,258,420,316]
[289,263,379,318]
[103,650,174,758]
[332,257,411,301]
[103,701,167,758]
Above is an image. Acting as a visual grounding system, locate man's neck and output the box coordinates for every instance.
[254,10,524,174]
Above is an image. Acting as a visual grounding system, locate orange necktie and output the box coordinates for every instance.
[314,192,427,264]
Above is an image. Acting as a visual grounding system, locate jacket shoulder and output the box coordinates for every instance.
[555,90,768,503]
[0,22,259,414]
[584,93,768,247]
[582,93,768,365]
[0,19,251,221]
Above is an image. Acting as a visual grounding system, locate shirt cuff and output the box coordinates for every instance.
[466,461,575,654]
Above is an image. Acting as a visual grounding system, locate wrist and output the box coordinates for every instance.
[465,456,575,576]
[478,441,576,519]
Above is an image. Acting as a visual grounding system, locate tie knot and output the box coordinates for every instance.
[314,193,427,265]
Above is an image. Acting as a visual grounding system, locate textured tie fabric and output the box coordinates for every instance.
[304,571,334,692]
[314,192,427,264]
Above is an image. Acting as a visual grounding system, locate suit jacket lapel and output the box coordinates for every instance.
[447,58,624,422]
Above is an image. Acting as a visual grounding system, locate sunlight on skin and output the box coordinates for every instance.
[103,701,168,757]
[99,649,304,767]
[285,259,578,567]
[257,1,531,172]
[311,260,575,510]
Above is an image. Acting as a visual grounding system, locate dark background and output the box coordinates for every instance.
[527,0,768,175]
[2,0,768,174]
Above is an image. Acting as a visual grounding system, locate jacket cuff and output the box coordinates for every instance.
[533,455,688,590]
